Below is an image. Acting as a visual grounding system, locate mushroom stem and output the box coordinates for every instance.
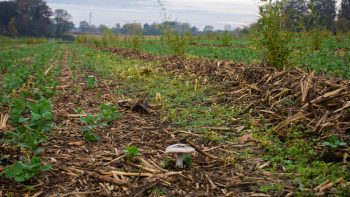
[175,154,186,168]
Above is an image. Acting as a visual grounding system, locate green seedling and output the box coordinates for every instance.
[124,145,141,161]
[6,127,47,155]
[86,75,97,89]
[27,98,54,132]
[79,114,105,142]
[83,131,101,142]
[8,97,27,125]
[160,159,170,169]
[99,103,120,123]
[183,154,193,168]
[79,114,107,132]
[1,156,51,183]
[322,136,347,149]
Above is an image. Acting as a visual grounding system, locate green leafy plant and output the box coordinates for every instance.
[8,97,27,125]
[86,75,97,89]
[80,114,106,132]
[1,156,51,183]
[27,98,54,132]
[130,34,143,50]
[257,0,292,68]
[6,127,47,155]
[160,159,169,169]
[322,136,347,149]
[79,114,105,142]
[124,145,141,161]
[3,67,29,93]
[162,30,188,56]
[310,28,331,50]
[83,131,101,142]
[99,103,120,123]
[221,31,232,46]
[183,154,193,168]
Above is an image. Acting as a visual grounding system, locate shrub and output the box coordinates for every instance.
[310,28,331,50]
[221,31,232,46]
[76,35,88,43]
[257,0,292,68]
[1,156,51,183]
[130,34,143,50]
[162,30,188,56]
[26,38,48,45]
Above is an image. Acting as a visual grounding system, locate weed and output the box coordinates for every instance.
[259,183,283,193]
[86,75,97,89]
[124,145,141,161]
[310,28,331,50]
[221,31,232,46]
[130,34,143,51]
[160,159,170,169]
[80,114,106,132]
[79,114,105,142]
[183,154,193,168]
[83,131,101,142]
[1,156,51,183]
[322,136,347,149]
[162,30,188,56]
[148,186,165,196]
[99,103,120,123]
[257,0,292,68]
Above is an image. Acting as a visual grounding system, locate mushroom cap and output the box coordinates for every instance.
[165,143,195,154]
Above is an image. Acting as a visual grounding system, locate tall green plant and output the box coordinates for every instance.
[221,31,232,46]
[257,0,292,68]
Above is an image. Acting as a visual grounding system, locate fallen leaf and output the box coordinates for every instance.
[69,141,85,146]
[235,126,245,132]
[239,133,253,144]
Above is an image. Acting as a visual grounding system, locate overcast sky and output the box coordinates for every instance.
[46,0,261,30]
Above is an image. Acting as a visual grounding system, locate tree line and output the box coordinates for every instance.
[0,0,74,37]
[282,0,350,33]
[1,0,349,37]
[77,21,238,36]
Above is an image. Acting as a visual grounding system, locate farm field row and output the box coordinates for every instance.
[80,34,350,79]
[0,43,349,196]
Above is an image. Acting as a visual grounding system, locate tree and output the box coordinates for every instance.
[54,9,73,37]
[284,0,309,31]
[336,17,350,32]
[309,0,336,31]
[203,25,214,33]
[0,1,17,35]
[8,17,18,37]
[339,0,350,20]
[224,24,232,31]
[122,22,142,35]
[180,23,191,34]
[15,0,53,36]
[79,21,90,33]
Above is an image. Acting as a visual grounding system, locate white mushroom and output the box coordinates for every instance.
[165,144,195,168]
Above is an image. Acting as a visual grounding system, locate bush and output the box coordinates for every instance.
[310,28,331,50]
[257,0,292,68]
[26,38,48,45]
[130,34,143,50]
[221,31,232,46]
[162,30,188,56]
[76,35,88,43]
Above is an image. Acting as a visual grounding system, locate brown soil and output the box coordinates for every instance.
[0,50,285,196]
[105,47,350,143]
[1,45,349,196]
